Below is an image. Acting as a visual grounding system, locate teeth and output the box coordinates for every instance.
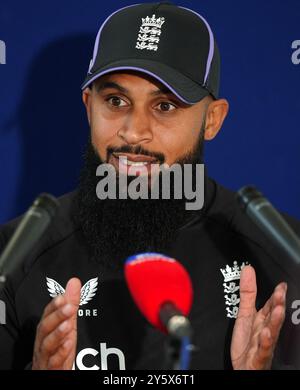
[119,157,148,166]
[127,161,147,166]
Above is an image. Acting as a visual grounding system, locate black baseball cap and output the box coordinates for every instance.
[81,2,220,104]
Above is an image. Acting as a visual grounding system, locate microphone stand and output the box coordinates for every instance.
[163,336,182,369]
[163,335,192,370]
[160,303,193,370]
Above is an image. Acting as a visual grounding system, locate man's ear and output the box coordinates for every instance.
[82,87,92,125]
[204,98,229,140]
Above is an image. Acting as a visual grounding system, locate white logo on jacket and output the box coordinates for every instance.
[46,277,99,317]
[73,343,126,370]
[135,14,165,51]
[220,261,247,319]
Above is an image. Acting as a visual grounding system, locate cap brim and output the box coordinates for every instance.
[81,59,210,105]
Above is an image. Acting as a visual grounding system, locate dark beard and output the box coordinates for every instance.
[76,129,205,270]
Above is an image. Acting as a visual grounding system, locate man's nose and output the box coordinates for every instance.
[117,109,153,145]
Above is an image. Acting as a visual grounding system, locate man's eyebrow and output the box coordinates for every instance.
[150,86,173,96]
[96,81,129,94]
[96,81,175,98]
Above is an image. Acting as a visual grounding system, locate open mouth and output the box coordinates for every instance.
[111,153,160,175]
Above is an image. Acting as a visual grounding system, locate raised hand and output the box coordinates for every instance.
[32,278,81,370]
[231,265,287,370]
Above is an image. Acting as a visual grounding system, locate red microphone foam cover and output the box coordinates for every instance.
[125,253,193,332]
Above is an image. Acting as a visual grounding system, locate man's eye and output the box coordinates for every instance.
[107,96,127,107]
[157,102,176,112]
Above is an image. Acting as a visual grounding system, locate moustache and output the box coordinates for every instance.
[106,144,165,165]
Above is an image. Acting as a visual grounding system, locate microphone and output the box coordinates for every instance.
[236,186,300,268]
[0,193,59,280]
[124,252,193,338]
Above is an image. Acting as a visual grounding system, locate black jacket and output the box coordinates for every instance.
[0,178,299,370]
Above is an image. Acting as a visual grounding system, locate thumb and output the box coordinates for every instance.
[64,277,81,307]
[238,265,257,317]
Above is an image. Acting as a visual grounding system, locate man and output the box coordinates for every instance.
[0,2,299,370]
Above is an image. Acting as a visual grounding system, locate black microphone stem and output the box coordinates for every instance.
[0,193,59,286]
[237,186,300,282]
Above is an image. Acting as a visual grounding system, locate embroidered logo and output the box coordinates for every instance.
[220,261,247,319]
[135,14,165,51]
[46,277,98,306]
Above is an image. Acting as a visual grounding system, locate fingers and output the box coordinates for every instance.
[261,282,287,319]
[263,284,286,343]
[33,303,77,369]
[238,265,257,318]
[32,278,82,370]
[41,278,81,320]
[232,278,288,370]
[252,287,287,370]
[252,327,273,369]
[35,298,78,346]
[42,294,66,319]
[269,304,286,341]
[36,304,77,353]
[253,308,285,370]
[64,278,82,307]
[47,339,74,369]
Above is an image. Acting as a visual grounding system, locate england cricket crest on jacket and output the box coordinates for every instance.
[220,261,247,319]
[135,14,165,51]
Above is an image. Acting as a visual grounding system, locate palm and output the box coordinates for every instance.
[231,266,287,370]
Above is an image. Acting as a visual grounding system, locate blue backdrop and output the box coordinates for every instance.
[0,0,299,223]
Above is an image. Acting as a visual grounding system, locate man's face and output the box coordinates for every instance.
[83,71,210,170]
[79,71,228,269]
